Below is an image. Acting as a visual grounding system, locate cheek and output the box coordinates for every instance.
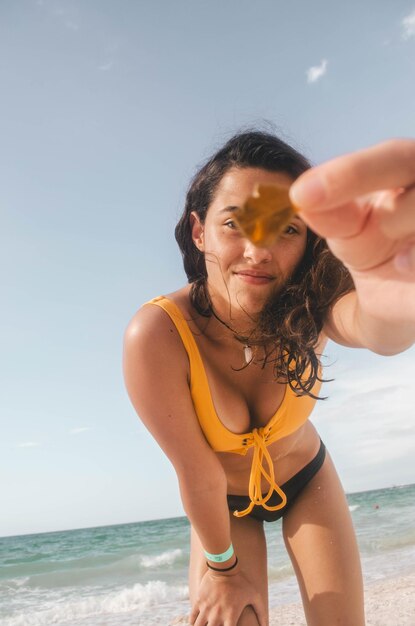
[205,229,242,260]
[203,234,232,273]
[277,238,307,272]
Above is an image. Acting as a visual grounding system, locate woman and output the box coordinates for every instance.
[123,131,415,626]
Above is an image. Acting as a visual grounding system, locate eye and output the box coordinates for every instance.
[224,220,237,229]
[284,225,299,235]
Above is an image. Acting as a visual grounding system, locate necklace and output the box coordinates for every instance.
[209,307,254,365]
[243,345,253,364]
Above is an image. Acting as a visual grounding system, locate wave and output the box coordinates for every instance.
[362,531,415,554]
[267,562,294,582]
[4,580,189,626]
[1,548,187,589]
[1,576,30,588]
[349,505,360,512]
[3,552,50,566]
[140,549,183,568]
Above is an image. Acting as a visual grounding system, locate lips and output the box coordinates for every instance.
[234,270,276,285]
[235,270,275,279]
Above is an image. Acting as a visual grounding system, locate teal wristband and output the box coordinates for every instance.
[203,543,234,563]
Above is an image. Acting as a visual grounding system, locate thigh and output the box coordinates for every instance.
[189,513,269,626]
[282,450,365,626]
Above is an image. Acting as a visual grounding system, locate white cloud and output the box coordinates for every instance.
[354,435,414,465]
[17,441,40,448]
[402,10,415,40]
[98,61,114,72]
[70,426,91,435]
[311,345,415,491]
[306,59,328,84]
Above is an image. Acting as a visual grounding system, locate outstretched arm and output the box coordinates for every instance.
[290,139,415,355]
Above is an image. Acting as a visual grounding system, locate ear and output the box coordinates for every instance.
[190,211,204,252]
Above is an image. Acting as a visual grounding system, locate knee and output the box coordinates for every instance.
[237,605,261,626]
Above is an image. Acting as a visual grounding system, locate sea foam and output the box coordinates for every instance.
[140,549,183,568]
[5,580,189,626]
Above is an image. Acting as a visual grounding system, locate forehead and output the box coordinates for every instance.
[210,167,294,210]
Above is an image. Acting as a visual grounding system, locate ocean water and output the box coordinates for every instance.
[1,484,414,626]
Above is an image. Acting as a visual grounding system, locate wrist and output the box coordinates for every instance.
[206,555,241,577]
[206,553,238,570]
[203,542,234,563]
[203,542,240,574]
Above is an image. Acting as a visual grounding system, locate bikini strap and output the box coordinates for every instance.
[143,296,203,367]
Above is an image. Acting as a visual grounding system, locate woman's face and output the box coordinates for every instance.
[191,167,308,318]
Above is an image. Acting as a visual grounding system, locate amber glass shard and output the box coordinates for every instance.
[232,184,298,247]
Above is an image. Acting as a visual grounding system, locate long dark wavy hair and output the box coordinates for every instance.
[175,131,354,398]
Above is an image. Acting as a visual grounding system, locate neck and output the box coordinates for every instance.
[196,288,264,360]
[207,284,261,331]
[209,301,256,343]
[186,281,264,342]
[186,284,274,367]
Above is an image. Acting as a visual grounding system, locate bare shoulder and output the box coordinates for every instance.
[124,287,192,364]
[122,288,218,475]
[125,299,173,338]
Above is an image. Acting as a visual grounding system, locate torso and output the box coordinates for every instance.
[166,285,328,495]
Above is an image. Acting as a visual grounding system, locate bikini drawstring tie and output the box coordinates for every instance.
[233,427,287,518]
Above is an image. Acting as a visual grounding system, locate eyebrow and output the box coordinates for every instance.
[219,205,239,214]
[218,205,304,223]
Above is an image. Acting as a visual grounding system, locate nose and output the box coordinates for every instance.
[243,239,273,264]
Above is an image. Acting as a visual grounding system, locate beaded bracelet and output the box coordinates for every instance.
[206,557,238,572]
[203,543,234,563]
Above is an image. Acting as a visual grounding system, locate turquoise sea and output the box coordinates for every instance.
[1,484,414,626]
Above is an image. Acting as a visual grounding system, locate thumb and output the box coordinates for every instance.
[290,139,415,212]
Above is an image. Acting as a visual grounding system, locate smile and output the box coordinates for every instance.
[235,272,275,285]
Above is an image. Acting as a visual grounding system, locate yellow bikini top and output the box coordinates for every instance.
[145,295,322,517]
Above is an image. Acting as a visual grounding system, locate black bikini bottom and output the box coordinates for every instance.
[227,438,326,523]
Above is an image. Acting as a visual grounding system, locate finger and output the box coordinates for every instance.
[295,189,407,259]
[380,185,415,239]
[295,197,369,240]
[323,195,400,271]
[289,139,415,212]
[251,598,268,626]
[189,607,203,626]
[195,611,209,626]
[192,612,207,626]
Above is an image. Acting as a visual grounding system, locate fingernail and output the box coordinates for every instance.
[394,246,415,273]
[290,173,326,210]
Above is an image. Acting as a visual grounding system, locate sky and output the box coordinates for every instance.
[1,0,415,538]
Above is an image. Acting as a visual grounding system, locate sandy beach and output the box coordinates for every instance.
[171,573,415,626]
[268,573,415,626]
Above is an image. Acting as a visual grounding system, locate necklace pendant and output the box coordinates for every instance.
[243,345,253,364]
